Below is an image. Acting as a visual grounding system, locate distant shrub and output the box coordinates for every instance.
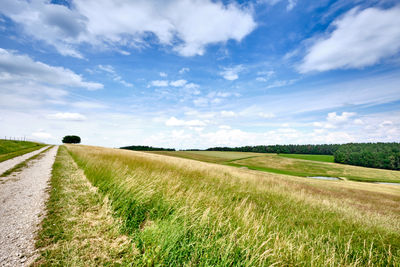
[120,145,175,151]
[62,135,81,144]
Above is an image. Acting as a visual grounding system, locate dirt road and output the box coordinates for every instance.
[0,146,50,175]
[0,146,58,266]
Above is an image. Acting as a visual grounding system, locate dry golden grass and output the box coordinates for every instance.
[61,144,399,265]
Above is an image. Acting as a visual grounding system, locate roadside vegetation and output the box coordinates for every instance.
[62,145,399,265]
[0,139,45,163]
[153,151,400,183]
[35,146,137,265]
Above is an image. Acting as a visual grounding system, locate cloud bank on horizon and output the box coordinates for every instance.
[0,0,399,148]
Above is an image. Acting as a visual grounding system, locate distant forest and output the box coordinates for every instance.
[120,145,175,151]
[206,144,340,155]
[334,143,400,170]
[207,143,400,170]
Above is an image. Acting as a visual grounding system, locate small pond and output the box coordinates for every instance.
[307,176,340,181]
[375,182,400,186]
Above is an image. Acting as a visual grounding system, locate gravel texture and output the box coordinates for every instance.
[0,146,50,176]
[0,146,58,266]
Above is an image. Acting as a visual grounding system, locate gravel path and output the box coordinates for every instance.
[0,146,50,175]
[0,146,58,266]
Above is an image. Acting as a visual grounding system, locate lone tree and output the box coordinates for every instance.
[62,135,81,144]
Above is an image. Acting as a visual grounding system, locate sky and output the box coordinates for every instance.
[0,0,400,149]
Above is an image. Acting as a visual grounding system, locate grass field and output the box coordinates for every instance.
[153,151,400,183]
[0,139,45,163]
[278,153,334,163]
[46,144,400,265]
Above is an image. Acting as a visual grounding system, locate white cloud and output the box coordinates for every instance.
[0,0,256,57]
[32,131,54,140]
[47,112,86,121]
[258,0,297,11]
[179,67,190,74]
[258,112,275,118]
[327,112,356,123]
[265,79,296,89]
[0,48,103,90]
[71,101,107,109]
[220,110,236,117]
[219,125,231,129]
[170,79,187,87]
[150,80,169,87]
[219,65,244,81]
[165,116,206,127]
[193,97,209,107]
[98,64,133,87]
[256,70,275,82]
[299,6,400,72]
[159,72,167,77]
[353,119,364,125]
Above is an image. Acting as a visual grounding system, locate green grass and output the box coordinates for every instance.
[34,146,137,266]
[63,145,400,265]
[0,139,45,163]
[0,146,52,177]
[278,153,334,163]
[154,151,400,183]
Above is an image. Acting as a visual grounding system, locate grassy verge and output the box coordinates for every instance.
[66,145,400,265]
[0,141,45,163]
[34,146,137,266]
[0,146,52,177]
[278,153,334,163]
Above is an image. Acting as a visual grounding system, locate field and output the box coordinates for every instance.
[152,151,400,183]
[278,153,334,163]
[0,140,45,162]
[37,145,400,265]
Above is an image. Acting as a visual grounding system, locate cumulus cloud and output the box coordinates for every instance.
[299,6,400,73]
[165,116,206,127]
[327,112,356,123]
[219,65,244,81]
[0,48,103,90]
[47,112,86,121]
[159,72,167,77]
[170,79,187,87]
[179,67,190,74]
[150,80,169,87]
[0,0,256,57]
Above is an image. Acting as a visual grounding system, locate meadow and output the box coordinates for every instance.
[0,139,45,162]
[38,144,400,265]
[153,151,400,183]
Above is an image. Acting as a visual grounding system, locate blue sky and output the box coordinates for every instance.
[0,0,400,148]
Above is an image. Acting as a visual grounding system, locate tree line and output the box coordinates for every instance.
[120,145,175,151]
[207,143,400,170]
[334,143,400,170]
[206,144,340,155]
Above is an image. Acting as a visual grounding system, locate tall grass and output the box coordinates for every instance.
[67,145,400,265]
[0,139,45,162]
